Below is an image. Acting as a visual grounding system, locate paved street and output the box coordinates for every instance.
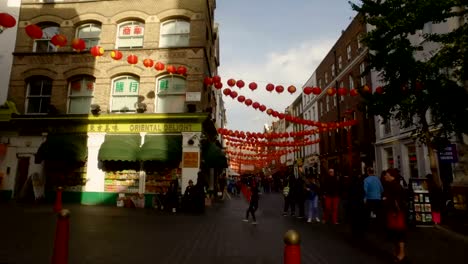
[0,193,466,264]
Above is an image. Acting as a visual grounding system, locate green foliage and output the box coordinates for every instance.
[350,0,468,148]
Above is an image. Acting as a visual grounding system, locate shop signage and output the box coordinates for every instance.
[183,152,199,168]
[55,123,202,133]
[185,92,201,102]
[439,144,458,163]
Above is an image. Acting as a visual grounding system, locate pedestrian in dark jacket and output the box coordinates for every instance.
[295,176,306,219]
[282,174,296,216]
[349,173,366,236]
[305,177,320,223]
[243,182,259,224]
[322,168,340,224]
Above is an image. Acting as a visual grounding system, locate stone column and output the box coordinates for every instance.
[181,132,201,192]
[84,133,106,192]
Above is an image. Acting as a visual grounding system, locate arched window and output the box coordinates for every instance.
[76,23,101,49]
[68,76,95,114]
[159,19,190,48]
[26,76,52,114]
[117,21,144,49]
[111,76,140,112]
[34,22,60,52]
[156,76,186,113]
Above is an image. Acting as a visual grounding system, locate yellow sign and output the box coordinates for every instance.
[183,152,199,168]
[87,123,201,133]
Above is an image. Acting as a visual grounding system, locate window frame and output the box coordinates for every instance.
[33,23,60,53]
[360,63,366,86]
[159,19,191,48]
[155,75,187,113]
[76,23,102,50]
[25,77,52,114]
[347,44,352,60]
[67,76,95,114]
[116,21,145,49]
[338,56,343,70]
[110,75,140,112]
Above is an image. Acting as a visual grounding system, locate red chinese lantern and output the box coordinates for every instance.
[312,87,322,95]
[71,38,86,52]
[227,79,236,87]
[223,88,231,96]
[303,87,313,95]
[212,75,221,83]
[266,109,273,115]
[25,24,43,39]
[338,87,348,96]
[166,65,177,74]
[278,113,285,119]
[236,80,245,89]
[266,83,274,92]
[0,13,17,28]
[326,87,337,96]
[259,105,266,112]
[375,86,384,94]
[50,34,67,47]
[143,58,154,68]
[230,91,238,99]
[415,82,424,92]
[155,62,165,71]
[272,111,279,118]
[214,82,223,89]
[90,45,104,57]
[177,66,187,75]
[350,88,359,96]
[362,85,371,93]
[275,85,284,93]
[252,102,260,109]
[204,77,213,86]
[111,50,123,60]
[249,82,258,91]
[127,54,138,65]
[237,95,246,103]
[287,85,297,94]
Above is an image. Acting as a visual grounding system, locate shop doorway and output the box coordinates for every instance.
[14,157,30,199]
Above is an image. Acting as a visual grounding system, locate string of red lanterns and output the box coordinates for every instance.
[0,13,17,33]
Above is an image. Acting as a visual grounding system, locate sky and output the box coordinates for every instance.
[216,0,357,133]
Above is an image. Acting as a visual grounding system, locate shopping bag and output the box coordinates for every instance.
[387,211,406,230]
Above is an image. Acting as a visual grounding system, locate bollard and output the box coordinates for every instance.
[52,209,70,264]
[284,230,301,264]
[53,187,63,213]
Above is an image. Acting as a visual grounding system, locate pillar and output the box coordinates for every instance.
[181,132,201,192]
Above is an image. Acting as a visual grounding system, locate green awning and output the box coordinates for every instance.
[203,142,228,168]
[36,134,88,163]
[98,134,141,161]
[138,134,182,163]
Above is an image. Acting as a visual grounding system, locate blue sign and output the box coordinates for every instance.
[439,144,458,163]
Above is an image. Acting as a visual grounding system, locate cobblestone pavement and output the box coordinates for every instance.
[0,193,466,264]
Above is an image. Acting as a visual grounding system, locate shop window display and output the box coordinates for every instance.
[408,178,433,225]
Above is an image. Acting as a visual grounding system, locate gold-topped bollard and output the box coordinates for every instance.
[52,209,70,264]
[284,230,301,264]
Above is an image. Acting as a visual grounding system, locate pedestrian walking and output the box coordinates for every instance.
[364,167,384,225]
[282,173,296,216]
[349,173,366,237]
[243,182,259,225]
[305,177,320,223]
[383,168,408,263]
[295,176,306,219]
[322,168,340,224]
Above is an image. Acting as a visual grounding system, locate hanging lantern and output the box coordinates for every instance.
[303,87,313,95]
[415,82,424,92]
[155,62,165,71]
[266,83,274,92]
[252,102,260,109]
[71,38,86,52]
[338,87,348,96]
[326,87,336,96]
[272,111,279,118]
[245,99,253,106]
[259,105,266,112]
[266,109,273,115]
[177,66,187,75]
[127,54,138,65]
[90,45,104,57]
[236,80,245,89]
[287,85,297,94]
[50,34,67,47]
[143,58,154,68]
[275,85,284,93]
[312,87,322,95]
[249,82,258,91]
[350,88,359,96]
[111,50,123,60]
[223,88,231,96]
[25,24,43,39]
[362,85,371,93]
[230,91,238,99]
[375,86,384,94]
[237,95,246,103]
[214,82,223,89]
[227,79,236,87]
[204,77,213,86]
[278,113,285,119]
[0,13,17,28]
[166,65,177,74]
[212,75,221,83]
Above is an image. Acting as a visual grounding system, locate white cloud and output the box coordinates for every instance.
[219,39,334,132]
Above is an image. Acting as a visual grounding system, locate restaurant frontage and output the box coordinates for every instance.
[0,112,227,207]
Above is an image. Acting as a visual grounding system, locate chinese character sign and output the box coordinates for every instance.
[120,24,144,36]
[115,81,125,93]
[129,81,138,93]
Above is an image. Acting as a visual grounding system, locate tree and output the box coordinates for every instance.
[350,0,468,185]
